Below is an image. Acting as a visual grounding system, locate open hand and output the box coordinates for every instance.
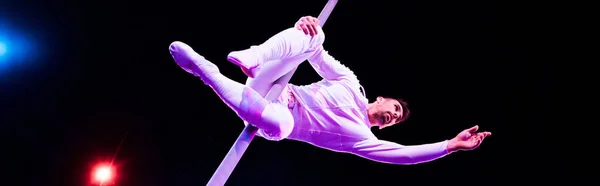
[447,125,491,152]
[295,16,320,36]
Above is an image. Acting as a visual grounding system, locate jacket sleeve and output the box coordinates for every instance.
[307,46,359,83]
[349,139,451,165]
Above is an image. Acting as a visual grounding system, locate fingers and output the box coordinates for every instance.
[309,22,318,36]
[303,16,318,24]
[458,131,491,151]
[301,17,311,33]
[475,133,488,141]
[295,17,308,34]
[467,135,482,150]
[300,24,310,35]
[467,125,479,133]
[310,17,319,34]
[474,132,490,149]
[299,23,316,36]
[303,17,317,36]
[295,16,319,36]
[474,132,491,140]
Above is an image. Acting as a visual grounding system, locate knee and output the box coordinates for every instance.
[276,111,294,139]
[287,26,325,49]
[257,103,294,141]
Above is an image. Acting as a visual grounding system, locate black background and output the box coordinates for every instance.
[1,0,559,185]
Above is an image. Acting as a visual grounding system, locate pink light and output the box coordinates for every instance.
[94,166,112,182]
[91,163,116,185]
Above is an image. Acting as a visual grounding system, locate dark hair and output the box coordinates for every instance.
[384,97,410,123]
[396,98,411,123]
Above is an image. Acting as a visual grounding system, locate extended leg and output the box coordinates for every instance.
[169,41,293,137]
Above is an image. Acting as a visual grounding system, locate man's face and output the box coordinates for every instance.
[374,97,404,128]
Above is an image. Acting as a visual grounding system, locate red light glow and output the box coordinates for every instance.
[91,163,116,185]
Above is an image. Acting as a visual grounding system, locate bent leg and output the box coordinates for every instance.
[237,27,326,96]
[227,27,325,79]
[255,102,294,141]
[169,41,293,136]
[244,56,308,97]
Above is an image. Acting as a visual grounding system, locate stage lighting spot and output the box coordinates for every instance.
[0,42,6,56]
[0,20,40,73]
[93,165,113,183]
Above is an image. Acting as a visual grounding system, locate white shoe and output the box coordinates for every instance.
[169,41,219,80]
[226,48,261,78]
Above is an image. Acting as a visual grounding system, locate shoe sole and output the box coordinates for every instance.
[227,56,255,78]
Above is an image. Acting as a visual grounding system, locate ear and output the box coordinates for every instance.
[376,96,384,103]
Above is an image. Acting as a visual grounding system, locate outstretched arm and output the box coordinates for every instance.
[351,139,450,165]
[350,125,492,165]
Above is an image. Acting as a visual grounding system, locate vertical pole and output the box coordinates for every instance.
[206,1,338,185]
